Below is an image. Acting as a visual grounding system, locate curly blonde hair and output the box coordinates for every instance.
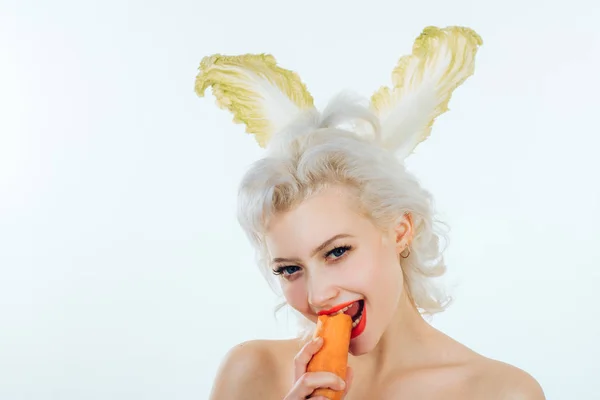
[235,96,451,335]
[194,26,482,335]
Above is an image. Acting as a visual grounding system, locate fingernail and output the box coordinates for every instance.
[338,379,346,389]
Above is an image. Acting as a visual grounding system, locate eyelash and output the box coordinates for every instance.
[272,245,353,277]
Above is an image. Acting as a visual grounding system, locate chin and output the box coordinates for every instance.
[349,342,369,356]
[348,331,380,356]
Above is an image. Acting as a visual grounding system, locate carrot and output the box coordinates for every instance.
[306,313,353,400]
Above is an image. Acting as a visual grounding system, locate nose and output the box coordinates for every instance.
[307,272,340,311]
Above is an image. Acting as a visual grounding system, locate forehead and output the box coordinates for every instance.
[265,186,371,255]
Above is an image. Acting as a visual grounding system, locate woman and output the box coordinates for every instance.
[195,26,545,400]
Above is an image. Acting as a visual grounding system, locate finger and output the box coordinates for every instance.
[342,366,354,398]
[291,371,346,398]
[293,337,323,381]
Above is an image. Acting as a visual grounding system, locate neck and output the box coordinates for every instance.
[348,288,444,378]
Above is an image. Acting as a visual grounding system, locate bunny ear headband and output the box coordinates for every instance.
[194,26,482,160]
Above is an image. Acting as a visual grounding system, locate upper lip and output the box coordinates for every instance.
[318,299,361,316]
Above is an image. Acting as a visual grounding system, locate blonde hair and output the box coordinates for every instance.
[236,95,451,334]
[194,25,482,335]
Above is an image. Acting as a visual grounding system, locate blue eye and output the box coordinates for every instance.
[273,265,301,276]
[326,245,351,259]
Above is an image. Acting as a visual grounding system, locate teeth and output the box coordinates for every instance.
[351,302,365,329]
[333,305,351,316]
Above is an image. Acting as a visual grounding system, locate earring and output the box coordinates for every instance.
[400,245,411,259]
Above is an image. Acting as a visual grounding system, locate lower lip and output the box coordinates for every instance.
[350,303,366,339]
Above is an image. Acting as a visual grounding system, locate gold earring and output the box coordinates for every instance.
[400,245,411,259]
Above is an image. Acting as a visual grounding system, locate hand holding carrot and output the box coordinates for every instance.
[283,313,353,400]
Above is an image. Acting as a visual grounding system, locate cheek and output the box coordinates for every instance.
[357,244,404,296]
[380,248,404,290]
[281,281,312,316]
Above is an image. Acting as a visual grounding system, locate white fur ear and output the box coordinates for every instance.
[370,26,483,160]
[265,91,381,156]
[263,107,322,156]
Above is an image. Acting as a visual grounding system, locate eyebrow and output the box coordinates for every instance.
[271,233,354,265]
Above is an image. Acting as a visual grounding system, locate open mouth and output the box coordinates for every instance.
[332,299,365,329]
[319,299,367,339]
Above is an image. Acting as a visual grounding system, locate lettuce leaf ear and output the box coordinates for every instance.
[195,53,316,148]
[370,26,483,160]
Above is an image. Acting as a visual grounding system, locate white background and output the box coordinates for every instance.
[1,0,599,399]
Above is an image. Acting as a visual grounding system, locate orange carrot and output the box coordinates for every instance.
[306,313,353,400]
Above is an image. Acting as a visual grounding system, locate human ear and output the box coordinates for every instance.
[393,213,414,253]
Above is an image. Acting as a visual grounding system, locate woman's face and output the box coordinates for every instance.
[265,186,412,355]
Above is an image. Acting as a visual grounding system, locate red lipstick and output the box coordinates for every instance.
[350,303,366,339]
[318,299,357,316]
[318,300,367,339]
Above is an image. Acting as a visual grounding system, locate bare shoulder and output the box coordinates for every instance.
[208,338,300,400]
[469,357,545,400]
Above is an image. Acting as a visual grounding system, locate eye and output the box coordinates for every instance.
[272,265,301,277]
[325,245,352,260]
